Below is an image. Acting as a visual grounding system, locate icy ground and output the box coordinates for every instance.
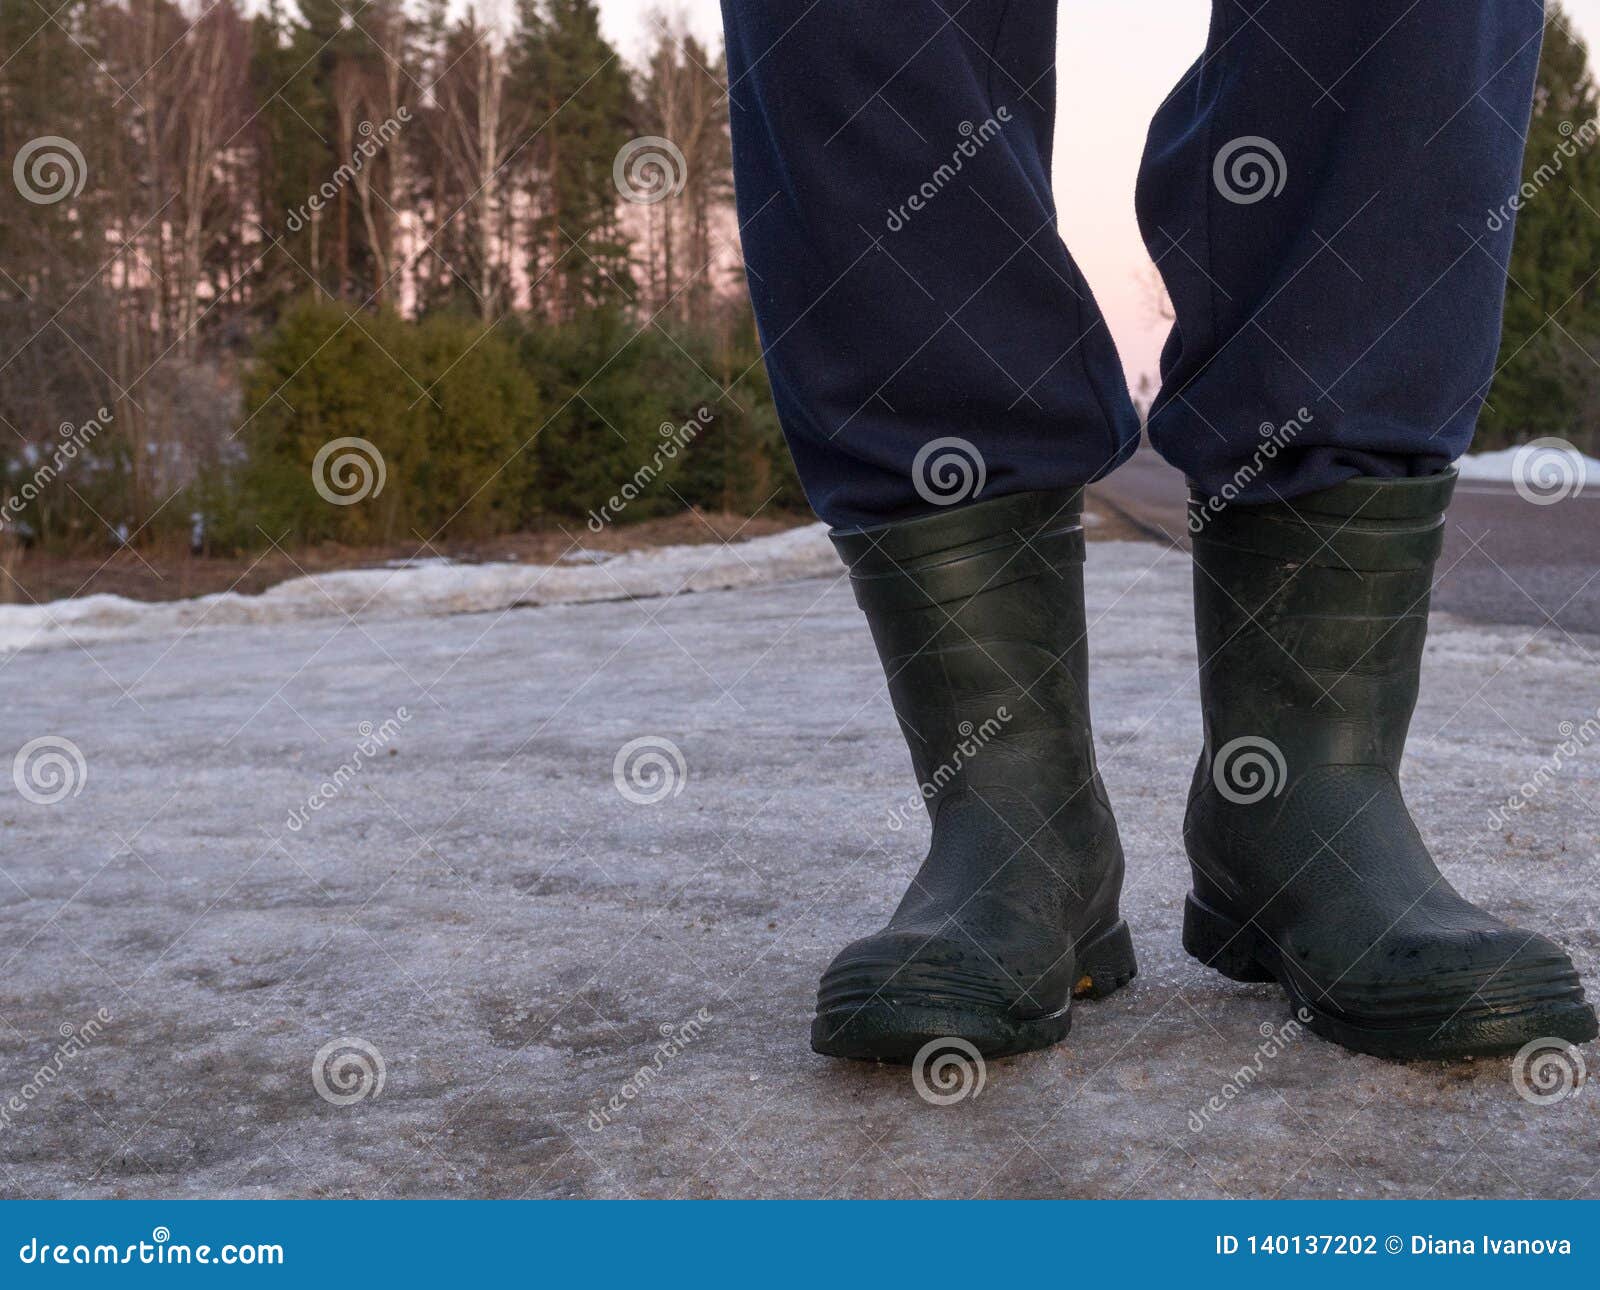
[0,541,1596,1198]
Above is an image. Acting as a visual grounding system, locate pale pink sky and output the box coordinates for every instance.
[601,0,1600,388]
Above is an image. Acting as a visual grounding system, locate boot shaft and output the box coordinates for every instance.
[832,489,1102,820]
[1189,472,1456,778]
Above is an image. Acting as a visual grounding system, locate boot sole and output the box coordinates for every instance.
[1183,893,1599,1060]
[810,920,1137,1064]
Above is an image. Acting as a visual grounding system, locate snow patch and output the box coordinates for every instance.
[1456,443,1600,484]
[0,523,836,656]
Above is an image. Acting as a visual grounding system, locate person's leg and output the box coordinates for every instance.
[721,0,1139,527]
[1142,2,1597,1057]
[1138,0,1543,496]
[720,1,1139,1060]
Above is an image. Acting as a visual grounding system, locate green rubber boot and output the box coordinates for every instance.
[812,489,1136,1063]
[1184,470,1596,1059]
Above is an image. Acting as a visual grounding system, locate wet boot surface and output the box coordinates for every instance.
[1184,471,1597,1059]
[813,489,1136,1062]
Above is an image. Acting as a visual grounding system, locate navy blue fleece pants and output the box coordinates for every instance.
[719,1,1544,526]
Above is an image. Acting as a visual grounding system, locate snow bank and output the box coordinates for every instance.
[1457,442,1600,484]
[0,522,836,655]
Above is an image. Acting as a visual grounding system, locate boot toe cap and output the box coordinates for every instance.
[1290,926,1597,1057]
[816,929,1064,1017]
[809,928,1081,1062]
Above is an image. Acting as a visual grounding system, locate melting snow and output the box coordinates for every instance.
[1456,442,1600,484]
[0,523,836,655]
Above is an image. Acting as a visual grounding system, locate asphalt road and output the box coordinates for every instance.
[1090,447,1600,639]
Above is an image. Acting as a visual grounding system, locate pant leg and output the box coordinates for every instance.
[1137,0,1544,501]
[721,0,1139,527]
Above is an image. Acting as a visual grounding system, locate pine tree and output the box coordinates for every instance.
[0,0,131,542]
[250,0,336,306]
[252,0,411,308]
[1483,3,1600,450]
[513,0,638,321]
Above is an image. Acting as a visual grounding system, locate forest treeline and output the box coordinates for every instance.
[0,2,1597,556]
[1486,6,1600,450]
[0,0,798,552]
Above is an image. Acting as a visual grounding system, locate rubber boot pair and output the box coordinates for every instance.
[814,476,1596,1063]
